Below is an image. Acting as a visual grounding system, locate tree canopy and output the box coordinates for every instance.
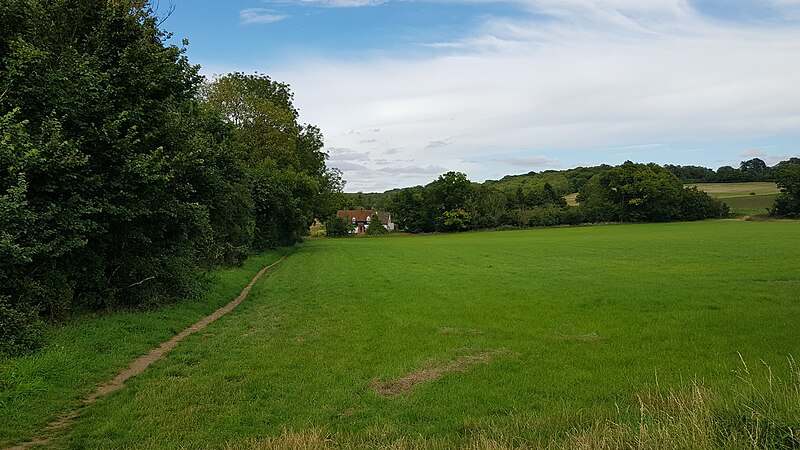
[771,159,800,218]
[386,162,729,234]
[0,1,339,355]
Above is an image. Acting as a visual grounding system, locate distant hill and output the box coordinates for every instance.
[342,157,798,206]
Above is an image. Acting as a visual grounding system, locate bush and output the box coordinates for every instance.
[438,209,471,231]
[771,163,800,218]
[0,299,44,356]
[324,215,354,237]
[365,214,389,236]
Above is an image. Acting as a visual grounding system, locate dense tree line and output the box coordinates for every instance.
[388,163,728,233]
[664,157,796,183]
[0,1,339,354]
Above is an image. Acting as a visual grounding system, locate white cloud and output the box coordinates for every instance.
[738,149,768,158]
[378,165,448,174]
[736,148,794,166]
[330,161,368,170]
[493,156,561,169]
[269,0,387,7]
[426,140,448,149]
[328,148,371,160]
[240,8,287,24]
[263,0,800,191]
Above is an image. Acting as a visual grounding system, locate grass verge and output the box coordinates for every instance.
[0,250,287,447]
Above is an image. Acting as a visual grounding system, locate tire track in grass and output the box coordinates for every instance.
[6,255,288,450]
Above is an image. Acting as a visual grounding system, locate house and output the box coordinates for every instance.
[336,210,395,234]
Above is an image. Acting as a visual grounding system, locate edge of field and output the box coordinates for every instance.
[0,249,288,448]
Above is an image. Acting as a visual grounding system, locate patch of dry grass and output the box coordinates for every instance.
[689,182,779,198]
[225,357,799,450]
[439,327,484,336]
[372,349,511,396]
[553,332,603,342]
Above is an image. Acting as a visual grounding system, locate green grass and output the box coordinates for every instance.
[4,222,800,449]
[690,182,780,216]
[0,250,287,448]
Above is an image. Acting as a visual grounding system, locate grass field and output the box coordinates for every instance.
[691,182,780,216]
[2,221,799,449]
[565,182,780,215]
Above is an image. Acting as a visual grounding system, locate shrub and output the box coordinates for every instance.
[365,214,389,236]
[0,298,44,356]
[324,215,354,237]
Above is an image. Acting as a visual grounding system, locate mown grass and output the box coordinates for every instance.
[691,182,780,217]
[567,183,780,215]
[5,221,800,449]
[0,250,288,448]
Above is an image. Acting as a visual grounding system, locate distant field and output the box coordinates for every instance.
[565,182,780,214]
[691,182,780,216]
[690,182,779,197]
[4,221,798,449]
[564,192,579,206]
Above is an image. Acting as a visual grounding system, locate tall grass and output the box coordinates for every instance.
[221,357,799,450]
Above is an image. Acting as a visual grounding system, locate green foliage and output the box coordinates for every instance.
[471,184,508,229]
[665,158,791,183]
[389,162,728,233]
[364,214,389,236]
[324,215,354,237]
[664,164,717,183]
[771,161,800,217]
[440,208,471,231]
[1,0,222,347]
[340,190,396,211]
[0,1,336,353]
[0,298,43,356]
[428,171,472,213]
[577,162,726,223]
[388,186,433,233]
[681,186,730,220]
[203,72,338,249]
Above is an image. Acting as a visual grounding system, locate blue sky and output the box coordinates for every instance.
[163,0,800,192]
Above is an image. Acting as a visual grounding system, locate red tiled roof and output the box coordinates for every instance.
[337,209,376,223]
[336,210,392,225]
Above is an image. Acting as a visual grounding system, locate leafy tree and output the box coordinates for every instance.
[388,186,434,232]
[203,72,336,249]
[528,205,565,227]
[364,214,389,236]
[324,215,354,237]
[472,184,508,229]
[1,0,249,353]
[664,164,716,183]
[0,0,340,354]
[428,171,473,231]
[715,165,742,182]
[739,158,771,181]
[771,161,800,217]
[577,162,723,223]
[541,182,567,207]
[428,171,472,212]
[680,186,729,220]
[440,209,471,231]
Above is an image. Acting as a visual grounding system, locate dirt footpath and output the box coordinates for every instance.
[6,256,287,450]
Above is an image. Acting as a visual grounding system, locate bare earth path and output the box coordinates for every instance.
[6,255,287,450]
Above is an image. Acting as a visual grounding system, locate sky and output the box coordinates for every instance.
[163,0,800,192]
